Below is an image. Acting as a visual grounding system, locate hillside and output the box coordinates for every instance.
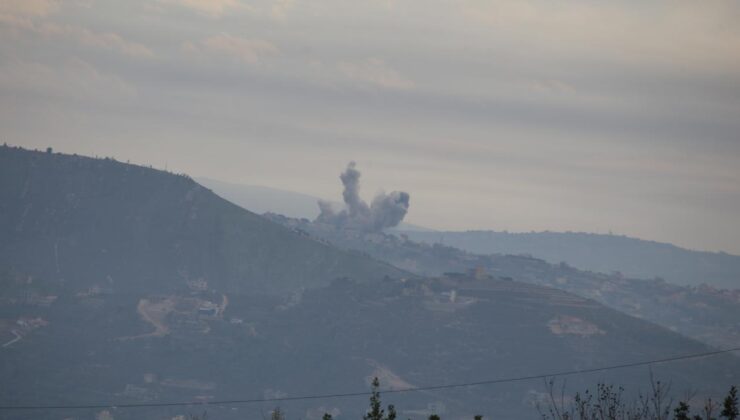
[2,271,738,420]
[267,214,740,350]
[0,146,406,296]
[0,146,738,419]
[400,230,740,289]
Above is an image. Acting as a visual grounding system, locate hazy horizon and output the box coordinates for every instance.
[2,0,739,254]
[5,143,740,256]
[195,172,740,256]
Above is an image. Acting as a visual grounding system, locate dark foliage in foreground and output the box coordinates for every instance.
[336,378,735,420]
[185,378,735,420]
[538,378,738,420]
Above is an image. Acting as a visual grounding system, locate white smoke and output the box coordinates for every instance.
[316,162,410,231]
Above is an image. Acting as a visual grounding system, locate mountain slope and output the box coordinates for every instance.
[0,146,406,295]
[266,214,740,349]
[0,146,737,420]
[1,273,738,420]
[400,230,740,288]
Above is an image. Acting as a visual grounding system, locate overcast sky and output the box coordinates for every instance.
[2,0,739,253]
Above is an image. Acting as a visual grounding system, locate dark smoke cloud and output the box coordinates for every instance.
[316,162,410,231]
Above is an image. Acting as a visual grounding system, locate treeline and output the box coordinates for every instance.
[188,377,738,420]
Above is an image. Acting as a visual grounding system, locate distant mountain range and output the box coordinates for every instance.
[399,230,740,289]
[198,176,740,289]
[0,146,737,420]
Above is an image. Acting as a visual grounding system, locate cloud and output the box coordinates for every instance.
[42,23,154,58]
[189,33,279,65]
[159,0,245,17]
[339,58,414,90]
[0,0,59,17]
[0,58,136,100]
[270,0,296,20]
[459,0,740,73]
[0,17,154,58]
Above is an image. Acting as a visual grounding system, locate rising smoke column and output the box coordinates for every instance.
[339,161,370,220]
[316,162,410,231]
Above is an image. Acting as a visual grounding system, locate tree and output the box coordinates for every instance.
[271,407,285,420]
[429,415,441,420]
[721,386,738,420]
[364,377,397,420]
[674,401,692,420]
[537,379,738,420]
[322,413,333,420]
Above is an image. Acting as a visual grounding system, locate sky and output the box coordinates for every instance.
[1,0,739,254]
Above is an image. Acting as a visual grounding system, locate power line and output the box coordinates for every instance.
[1,346,737,411]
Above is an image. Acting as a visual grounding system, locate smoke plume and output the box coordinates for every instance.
[316,162,410,231]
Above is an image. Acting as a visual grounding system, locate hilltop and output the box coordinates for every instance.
[0,146,406,296]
